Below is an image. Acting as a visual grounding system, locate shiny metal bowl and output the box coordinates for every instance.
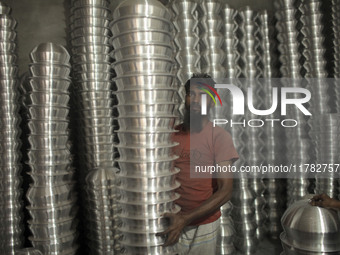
[118,245,176,255]
[28,233,78,253]
[117,201,178,219]
[115,156,177,176]
[80,116,113,127]
[28,106,69,119]
[112,57,174,76]
[281,198,340,252]
[116,143,177,160]
[27,163,72,175]
[29,78,70,93]
[113,73,175,90]
[72,53,111,64]
[29,92,70,106]
[29,64,71,78]
[116,184,180,204]
[71,44,111,55]
[27,149,71,164]
[30,42,70,64]
[110,30,172,48]
[72,6,111,19]
[28,171,74,186]
[111,43,173,61]
[117,216,169,233]
[116,170,178,191]
[72,0,109,7]
[80,126,113,136]
[113,0,171,20]
[28,120,68,134]
[0,65,17,76]
[28,218,77,239]
[72,17,110,28]
[76,98,113,109]
[80,108,113,118]
[116,130,175,146]
[114,103,177,117]
[83,134,114,144]
[74,71,112,81]
[71,26,111,37]
[15,248,43,255]
[280,232,340,255]
[118,231,166,247]
[26,184,75,207]
[75,80,112,91]
[110,16,172,34]
[116,115,176,131]
[0,54,17,63]
[0,3,11,15]
[0,42,15,53]
[77,90,112,100]
[73,62,111,73]
[28,135,69,150]
[0,29,16,41]
[114,88,177,104]
[71,36,110,46]
[77,151,116,163]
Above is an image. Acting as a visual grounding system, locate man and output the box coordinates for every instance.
[157,74,239,254]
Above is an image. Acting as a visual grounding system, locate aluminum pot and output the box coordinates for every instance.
[116,185,180,204]
[116,170,178,191]
[281,198,340,252]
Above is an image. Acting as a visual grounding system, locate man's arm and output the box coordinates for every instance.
[157,160,233,246]
[311,194,340,210]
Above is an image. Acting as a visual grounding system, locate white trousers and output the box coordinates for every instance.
[174,219,220,255]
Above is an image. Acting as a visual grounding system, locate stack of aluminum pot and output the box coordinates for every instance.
[69,0,116,253]
[26,42,78,255]
[0,2,24,254]
[171,0,200,118]
[110,0,179,254]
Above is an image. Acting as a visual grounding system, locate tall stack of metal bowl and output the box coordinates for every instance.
[25,43,78,255]
[171,0,200,118]
[280,198,340,254]
[234,5,267,247]
[231,180,258,255]
[0,2,24,254]
[312,114,340,198]
[274,0,312,206]
[199,0,226,79]
[218,202,236,255]
[68,0,116,252]
[260,10,286,240]
[69,0,114,175]
[110,0,179,253]
[84,168,117,254]
[332,0,340,78]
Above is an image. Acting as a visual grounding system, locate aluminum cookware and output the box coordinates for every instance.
[116,170,178,191]
[110,30,172,48]
[29,64,71,78]
[116,185,180,204]
[116,115,176,131]
[113,88,177,104]
[112,57,174,76]
[281,199,340,252]
[30,42,70,64]
[113,0,171,20]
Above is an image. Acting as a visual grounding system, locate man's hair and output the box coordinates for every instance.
[184,73,216,95]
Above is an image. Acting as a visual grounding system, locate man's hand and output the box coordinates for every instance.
[310,194,339,209]
[156,213,190,246]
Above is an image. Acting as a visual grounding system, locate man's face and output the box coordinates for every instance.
[185,85,213,113]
